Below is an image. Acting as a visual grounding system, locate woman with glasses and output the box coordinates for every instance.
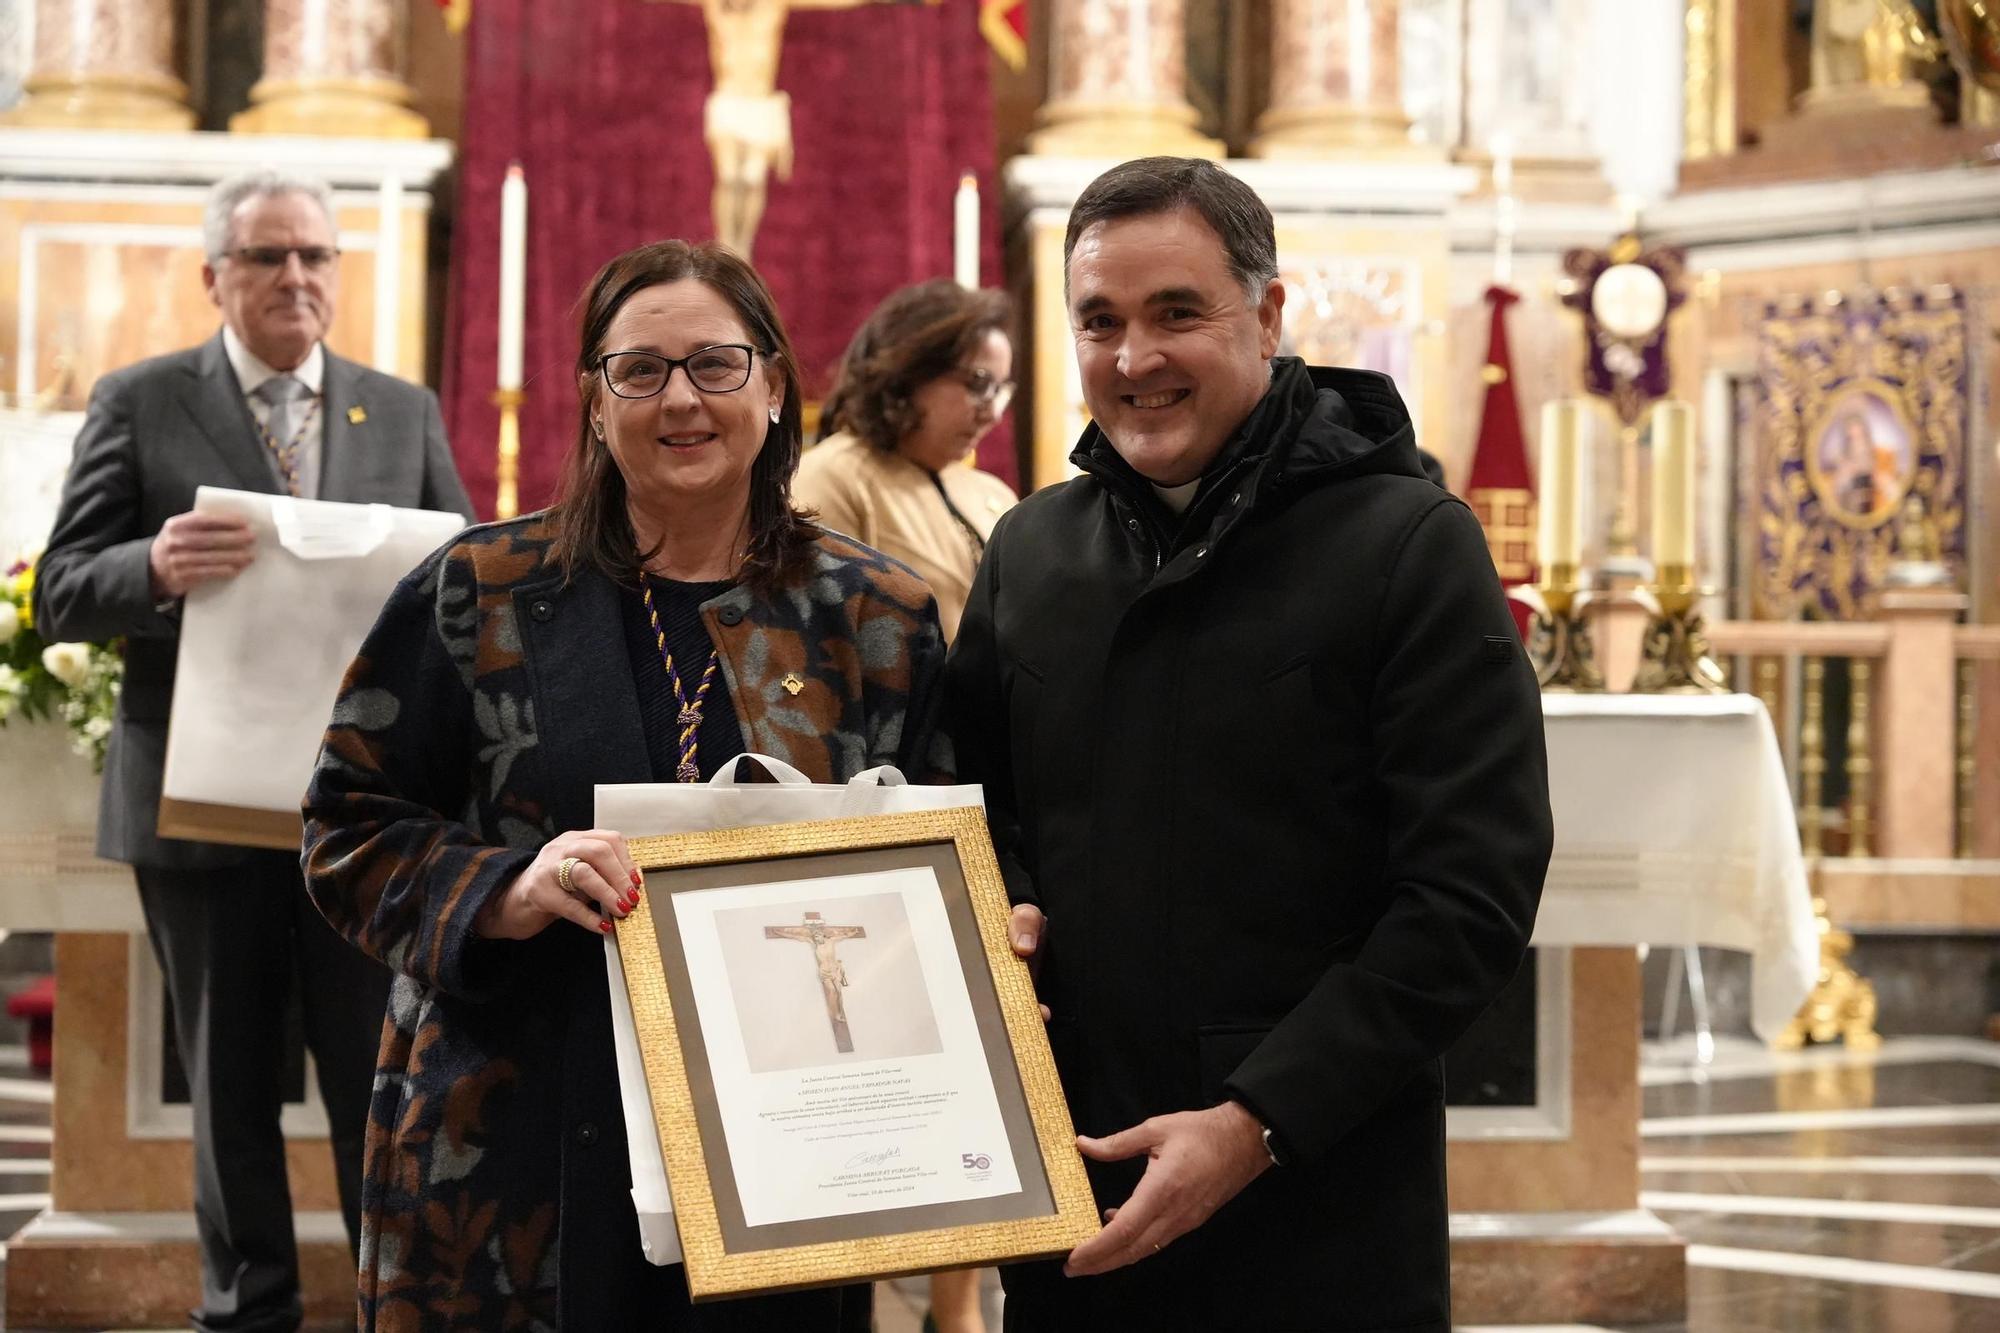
[795,281,1017,643]
[301,239,948,1330]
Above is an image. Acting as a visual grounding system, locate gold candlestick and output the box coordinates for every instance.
[1513,564,1605,692]
[493,387,524,520]
[1632,562,1728,693]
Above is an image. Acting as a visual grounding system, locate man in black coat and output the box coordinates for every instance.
[946,158,1553,1331]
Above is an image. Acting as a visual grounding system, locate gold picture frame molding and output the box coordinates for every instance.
[619,807,1098,1300]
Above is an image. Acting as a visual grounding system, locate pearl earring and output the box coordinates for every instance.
[768,406,781,425]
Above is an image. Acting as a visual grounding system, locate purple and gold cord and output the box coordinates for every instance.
[641,580,721,783]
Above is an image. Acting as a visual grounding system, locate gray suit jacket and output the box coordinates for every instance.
[33,332,476,868]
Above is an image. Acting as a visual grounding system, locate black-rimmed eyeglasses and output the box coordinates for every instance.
[220,246,342,271]
[600,345,759,399]
[956,367,1014,411]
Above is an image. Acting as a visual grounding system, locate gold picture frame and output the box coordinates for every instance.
[619,807,1098,1300]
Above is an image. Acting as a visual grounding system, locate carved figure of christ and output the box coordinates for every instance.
[764,910,869,1052]
[659,0,901,257]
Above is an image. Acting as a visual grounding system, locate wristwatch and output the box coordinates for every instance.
[1260,1123,1290,1168]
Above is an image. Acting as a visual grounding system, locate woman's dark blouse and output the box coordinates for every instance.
[624,576,742,782]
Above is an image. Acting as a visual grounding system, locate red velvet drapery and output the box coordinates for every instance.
[443,0,1004,517]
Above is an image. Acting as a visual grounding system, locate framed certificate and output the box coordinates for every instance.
[619,806,1098,1299]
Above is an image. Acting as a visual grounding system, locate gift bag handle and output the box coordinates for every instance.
[849,766,910,788]
[705,753,813,786]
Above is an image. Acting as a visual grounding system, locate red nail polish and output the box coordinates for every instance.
[600,919,613,934]
[630,870,642,889]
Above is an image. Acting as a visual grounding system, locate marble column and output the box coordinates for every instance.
[1252,0,1413,157]
[232,0,428,139]
[3,0,194,130]
[1029,0,1220,158]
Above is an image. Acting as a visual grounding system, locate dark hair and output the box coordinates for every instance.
[1063,157,1278,297]
[817,281,1013,450]
[548,239,814,589]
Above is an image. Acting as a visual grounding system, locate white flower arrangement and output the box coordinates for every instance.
[1,555,123,771]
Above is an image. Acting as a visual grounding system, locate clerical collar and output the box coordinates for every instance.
[1150,478,1201,514]
[222,325,324,398]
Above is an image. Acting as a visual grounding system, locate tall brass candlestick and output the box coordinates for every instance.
[1522,400,1604,691]
[494,388,524,520]
[1634,400,1725,692]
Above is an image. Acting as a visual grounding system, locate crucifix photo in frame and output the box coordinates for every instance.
[618,807,1098,1299]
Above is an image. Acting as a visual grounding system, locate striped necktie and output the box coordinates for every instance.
[253,375,313,497]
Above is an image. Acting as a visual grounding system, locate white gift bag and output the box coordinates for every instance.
[158,486,465,849]
[595,754,985,1266]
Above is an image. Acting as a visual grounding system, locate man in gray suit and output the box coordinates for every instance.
[35,169,474,1333]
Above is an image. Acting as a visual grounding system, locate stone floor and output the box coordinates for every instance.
[4,1034,1998,1329]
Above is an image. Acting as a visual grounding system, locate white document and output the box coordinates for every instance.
[160,487,464,842]
[596,756,984,1265]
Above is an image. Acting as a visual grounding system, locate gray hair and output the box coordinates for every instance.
[1064,157,1279,300]
[203,170,337,260]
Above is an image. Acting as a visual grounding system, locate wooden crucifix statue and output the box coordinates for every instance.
[764,910,868,1052]
[659,0,918,258]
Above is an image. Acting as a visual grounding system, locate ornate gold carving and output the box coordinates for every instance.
[1684,0,1720,158]
[1632,570,1729,694]
[1776,895,1882,1051]
[1756,291,1967,621]
[1516,575,1606,693]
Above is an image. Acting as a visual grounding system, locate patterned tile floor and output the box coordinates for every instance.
[6,1036,1998,1330]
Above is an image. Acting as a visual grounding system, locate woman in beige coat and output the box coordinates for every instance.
[796,281,1016,643]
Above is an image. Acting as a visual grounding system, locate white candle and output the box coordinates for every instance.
[953,173,979,290]
[498,163,527,392]
[1651,400,1696,571]
[1537,399,1584,571]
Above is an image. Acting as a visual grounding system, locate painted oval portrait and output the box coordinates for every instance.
[1805,381,1916,529]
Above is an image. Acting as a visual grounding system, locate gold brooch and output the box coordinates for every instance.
[781,673,804,696]
[347,406,368,424]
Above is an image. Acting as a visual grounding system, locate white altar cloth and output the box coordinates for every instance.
[1531,693,1817,1041]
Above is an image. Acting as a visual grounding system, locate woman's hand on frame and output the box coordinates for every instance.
[475,829,642,940]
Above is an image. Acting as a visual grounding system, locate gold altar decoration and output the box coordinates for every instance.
[1940,0,2000,93]
[1632,567,1728,695]
[1800,0,1932,113]
[1683,0,1739,160]
[1776,894,1882,1051]
[1513,571,1605,694]
[1754,288,1967,621]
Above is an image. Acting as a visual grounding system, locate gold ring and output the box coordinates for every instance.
[557,856,580,895]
